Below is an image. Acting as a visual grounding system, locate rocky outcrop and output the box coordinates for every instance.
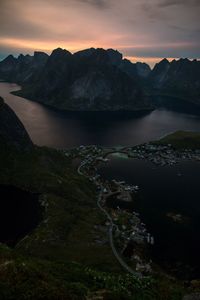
[149,58,170,88]
[149,58,200,105]
[0,96,33,149]
[119,59,151,79]
[0,51,48,83]
[135,62,151,78]
[0,55,18,80]
[1,48,199,110]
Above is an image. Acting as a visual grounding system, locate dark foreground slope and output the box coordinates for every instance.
[0,97,119,299]
[0,98,194,300]
[0,98,148,299]
[0,97,33,150]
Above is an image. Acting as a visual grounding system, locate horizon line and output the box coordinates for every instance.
[0,47,199,68]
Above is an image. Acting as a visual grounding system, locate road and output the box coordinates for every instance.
[97,188,142,277]
[78,160,142,278]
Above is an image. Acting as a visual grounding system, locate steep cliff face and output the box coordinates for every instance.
[14,48,152,111]
[149,58,170,88]
[119,59,151,79]
[135,62,151,78]
[149,58,200,105]
[0,97,33,149]
[0,51,48,83]
[0,48,152,111]
[0,55,18,80]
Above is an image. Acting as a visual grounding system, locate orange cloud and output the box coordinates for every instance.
[125,56,178,68]
[0,0,199,65]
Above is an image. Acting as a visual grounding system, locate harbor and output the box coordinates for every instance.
[65,143,200,279]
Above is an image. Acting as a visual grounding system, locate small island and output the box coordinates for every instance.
[166,212,189,224]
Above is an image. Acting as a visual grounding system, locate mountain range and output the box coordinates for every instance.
[0,48,199,111]
[149,58,200,106]
[0,95,197,299]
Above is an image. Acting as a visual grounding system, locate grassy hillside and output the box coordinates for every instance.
[0,142,189,299]
[154,130,200,149]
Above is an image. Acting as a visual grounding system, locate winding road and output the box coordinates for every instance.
[78,158,142,278]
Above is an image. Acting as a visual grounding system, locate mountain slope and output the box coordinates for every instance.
[149,58,200,105]
[0,48,152,111]
[0,51,49,83]
[0,96,32,149]
[0,100,155,299]
[0,99,193,299]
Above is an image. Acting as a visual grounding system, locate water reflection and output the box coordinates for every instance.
[98,158,200,279]
[1,82,200,148]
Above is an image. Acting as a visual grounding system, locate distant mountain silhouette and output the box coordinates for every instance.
[0,48,152,111]
[0,52,48,83]
[149,58,200,106]
[0,47,199,110]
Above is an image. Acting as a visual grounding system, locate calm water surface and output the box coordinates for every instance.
[98,157,200,279]
[1,82,200,148]
[1,82,200,278]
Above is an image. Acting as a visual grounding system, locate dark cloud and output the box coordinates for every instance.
[44,0,110,9]
[0,15,49,40]
[77,0,109,9]
[0,0,199,65]
[159,0,200,7]
[120,42,200,59]
[140,2,169,21]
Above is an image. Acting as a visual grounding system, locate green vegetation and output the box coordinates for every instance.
[0,244,185,300]
[153,130,200,149]
[0,138,191,299]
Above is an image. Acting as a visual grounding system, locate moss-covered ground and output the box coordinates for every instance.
[0,139,192,299]
[153,130,200,150]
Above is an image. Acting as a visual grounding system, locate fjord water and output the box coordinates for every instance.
[98,157,200,279]
[1,82,200,148]
[1,82,200,278]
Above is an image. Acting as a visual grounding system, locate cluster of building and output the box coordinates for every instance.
[125,144,200,166]
[110,208,153,274]
[74,147,154,275]
[112,209,154,246]
[133,255,152,274]
[112,179,139,193]
[67,141,200,276]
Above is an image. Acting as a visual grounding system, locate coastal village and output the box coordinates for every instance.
[63,142,200,276]
[126,143,200,166]
[67,142,200,168]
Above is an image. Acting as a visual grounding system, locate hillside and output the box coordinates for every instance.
[153,131,200,149]
[149,58,200,106]
[0,48,152,112]
[0,99,191,299]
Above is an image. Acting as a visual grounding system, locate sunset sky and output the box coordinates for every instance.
[0,0,200,67]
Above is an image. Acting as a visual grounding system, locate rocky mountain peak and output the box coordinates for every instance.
[34,51,49,60]
[136,62,151,78]
[74,48,96,58]
[3,54,17,64]
[51,48,72,59]
[107,49,123,65]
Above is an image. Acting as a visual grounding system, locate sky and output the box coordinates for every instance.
[0,0,200,67]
